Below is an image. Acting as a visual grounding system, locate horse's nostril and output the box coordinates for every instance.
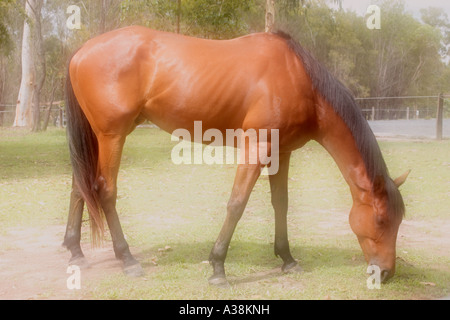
[380,269,392,283]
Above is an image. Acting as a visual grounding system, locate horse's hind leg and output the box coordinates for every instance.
[269,152,301,273]
[96,133,144,277]
[63,175,89,267]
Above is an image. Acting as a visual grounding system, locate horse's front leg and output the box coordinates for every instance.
[63,176,89,267]
[209,158,262,287]
[269,152,301,273]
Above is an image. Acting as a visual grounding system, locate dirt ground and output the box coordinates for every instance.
[0,216,448,300]
[0,225,124,299]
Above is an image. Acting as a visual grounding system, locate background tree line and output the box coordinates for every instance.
[0,0,449,130]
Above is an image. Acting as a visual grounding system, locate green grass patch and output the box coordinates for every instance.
[0,127,449,299]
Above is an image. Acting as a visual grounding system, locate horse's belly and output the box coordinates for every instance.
[142,78,254,135]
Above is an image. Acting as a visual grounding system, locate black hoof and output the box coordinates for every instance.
[208,275,230,288]
[69,256,91,269]
[124,262,145,277]
[282,261,303,274]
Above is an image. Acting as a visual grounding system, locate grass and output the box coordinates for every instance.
[0,127,449,299]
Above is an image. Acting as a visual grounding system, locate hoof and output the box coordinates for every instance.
[208,275,230,288]
[69,256,91,269]
[124,263,145,277]
[282,261,303,274]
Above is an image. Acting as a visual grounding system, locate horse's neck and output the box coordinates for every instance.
[315,100,373,205]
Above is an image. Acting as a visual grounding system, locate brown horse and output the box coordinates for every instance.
[63,26,409,286]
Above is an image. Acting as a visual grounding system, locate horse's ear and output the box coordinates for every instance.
[394,170,411,188]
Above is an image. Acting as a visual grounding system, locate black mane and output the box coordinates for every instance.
[275,31,405,218]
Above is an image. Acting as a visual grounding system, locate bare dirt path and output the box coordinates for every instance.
[0,225,123,299]
[0,217,448,300]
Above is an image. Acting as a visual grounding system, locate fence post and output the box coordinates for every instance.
[436,93,443,140]
[371,106,375,121]
[59,107,63,128]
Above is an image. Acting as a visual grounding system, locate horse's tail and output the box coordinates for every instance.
[65,63,104,245]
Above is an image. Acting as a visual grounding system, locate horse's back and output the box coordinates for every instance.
[70,26,316,144]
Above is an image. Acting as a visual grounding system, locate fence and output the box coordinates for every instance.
[356,95,450,121]
[0,102,65,128]
[357,95,449,139]
[1,95,449,139]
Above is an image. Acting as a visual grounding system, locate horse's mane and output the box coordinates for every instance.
[275,31,405,219]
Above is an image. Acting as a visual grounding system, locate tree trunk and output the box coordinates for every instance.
[265,0,275,33]
[31,0,45,132]
[100,0,107,34]
[176,0,181,34]
[0,57,5,126]
[14,0,36,127]
[42,84,57,131]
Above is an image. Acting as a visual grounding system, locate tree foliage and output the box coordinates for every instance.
[0,0,23,55]
[275,0,450,96]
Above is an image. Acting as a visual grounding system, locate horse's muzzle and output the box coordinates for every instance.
[380,269,393,283]
[368,263,394,284]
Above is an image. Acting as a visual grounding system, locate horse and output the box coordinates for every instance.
[63,26,410,286]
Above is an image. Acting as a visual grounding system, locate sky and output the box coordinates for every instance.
[333,0,450,19]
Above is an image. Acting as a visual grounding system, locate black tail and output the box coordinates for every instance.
[65,64,104,245]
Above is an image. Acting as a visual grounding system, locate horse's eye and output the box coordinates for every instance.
[376,214,387,226]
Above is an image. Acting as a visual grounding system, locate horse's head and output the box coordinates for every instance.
[349,170,410,282]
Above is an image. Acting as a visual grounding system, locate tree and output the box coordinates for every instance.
[41,35,64,131]
[366,1,444,97]
[31,0,45,132]
[13,0,45,131]
[121,0,255,38]
[99,0,122,34]
[180,0,255,38]
[0,0,23,126]
[265,0,275,32]
[0,55,7,126]
[176,0,181,33]
[0,0,14,54]
[420,7,450,58]
[14,0,36,127]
